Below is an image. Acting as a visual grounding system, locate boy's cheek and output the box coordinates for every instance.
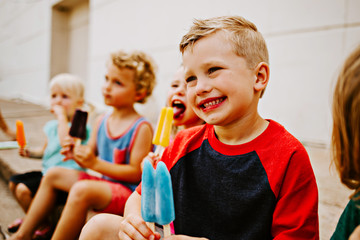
[186,92,196,108]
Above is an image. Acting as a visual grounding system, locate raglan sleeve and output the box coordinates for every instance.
[272,147,319,240]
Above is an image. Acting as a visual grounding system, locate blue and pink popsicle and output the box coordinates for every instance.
[141,160,175,237]
[141,106,175,237]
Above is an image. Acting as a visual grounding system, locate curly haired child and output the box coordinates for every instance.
[9,50,157,240]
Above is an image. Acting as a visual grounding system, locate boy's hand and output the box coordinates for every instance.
[140,152,161,172]
[118,214,161,240]
[72,144,97,169]
[61,136,75,161]
[51,105,67,119]
[18,148,30,157]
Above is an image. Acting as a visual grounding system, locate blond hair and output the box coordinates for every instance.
[110,50,157,103]
[332,44,360,198]
[50,73,85,101]
[179,16,269,97]
[179,16,269,68]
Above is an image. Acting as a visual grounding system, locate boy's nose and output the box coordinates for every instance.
[53,96,62,104]
[195,77,212,95]
[103,81,111,90]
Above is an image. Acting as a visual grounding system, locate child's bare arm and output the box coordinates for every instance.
[77,123,153,182]
[349,226,360,240]
[18,138,47,159]
[52,105,71,146]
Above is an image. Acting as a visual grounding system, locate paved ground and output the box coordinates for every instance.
[0,98,353,239]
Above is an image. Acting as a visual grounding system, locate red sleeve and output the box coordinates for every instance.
[271,148,319,239]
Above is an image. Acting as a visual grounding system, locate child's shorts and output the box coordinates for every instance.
[78,172,133,215]
[9,171,68,204]
[10,171,42,196]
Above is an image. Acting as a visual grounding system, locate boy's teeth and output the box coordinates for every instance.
[204,99,221,108]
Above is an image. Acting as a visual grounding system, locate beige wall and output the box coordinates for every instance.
[0,0,359,146]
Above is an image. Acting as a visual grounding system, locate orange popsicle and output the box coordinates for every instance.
[16,120,26,148]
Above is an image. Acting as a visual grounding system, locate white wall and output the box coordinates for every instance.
[1,0,359,146]
[0,0,52,103]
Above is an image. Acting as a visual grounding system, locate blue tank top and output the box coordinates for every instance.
[97,113,151,191]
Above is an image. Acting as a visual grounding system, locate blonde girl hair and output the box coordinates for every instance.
[179,15,269,97]
[332,44,360,198]
[49,73,85,102]
[110,50,157,104]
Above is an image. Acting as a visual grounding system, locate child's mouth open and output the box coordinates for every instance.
[172,100,186,120]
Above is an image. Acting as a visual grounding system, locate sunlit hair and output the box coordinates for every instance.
[50,73,85,101]
[179,16,269,97]
[331,44,360,199]
[110,50,157,104]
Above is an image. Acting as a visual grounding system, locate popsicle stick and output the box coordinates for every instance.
[154,145,164,157]
[74,138,81,147]
[146,222,155,233]
[163,224,171,237]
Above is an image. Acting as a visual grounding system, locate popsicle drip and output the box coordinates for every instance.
[16,120,26,148]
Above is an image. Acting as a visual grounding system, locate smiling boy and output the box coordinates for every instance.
[80,16,319,240]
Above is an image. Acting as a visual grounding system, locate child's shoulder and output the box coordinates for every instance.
[265,119,307,152]
[267,120,301,141]
[43,119,58,131]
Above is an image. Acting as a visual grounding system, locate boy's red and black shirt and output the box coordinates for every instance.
[137,120,319,240]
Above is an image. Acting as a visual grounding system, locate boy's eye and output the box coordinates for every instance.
[185,76,197,83]
[115,80,122,86]
[208,67,222,74]
[62,94,69,99]
[171,83,179,88]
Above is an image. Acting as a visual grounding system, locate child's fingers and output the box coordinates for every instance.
[118,215,155,240]
[18,148,29,157]
[146,152,161,167]
[62,137,74,148]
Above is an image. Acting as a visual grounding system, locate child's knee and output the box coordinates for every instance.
[80,214,123,240]
[68,181,92,203]
[43,167,63,182]
[15,183,32,200]
[42,167,72,185]
[8,181,16,193]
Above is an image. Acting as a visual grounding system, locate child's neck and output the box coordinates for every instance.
[111,106,139,119]
[107,106,140,137]
[214,114,269,145]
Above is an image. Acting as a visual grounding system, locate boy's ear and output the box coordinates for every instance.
[135,89,147,102]
[77,98,84,107]
[254,62,270,93]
